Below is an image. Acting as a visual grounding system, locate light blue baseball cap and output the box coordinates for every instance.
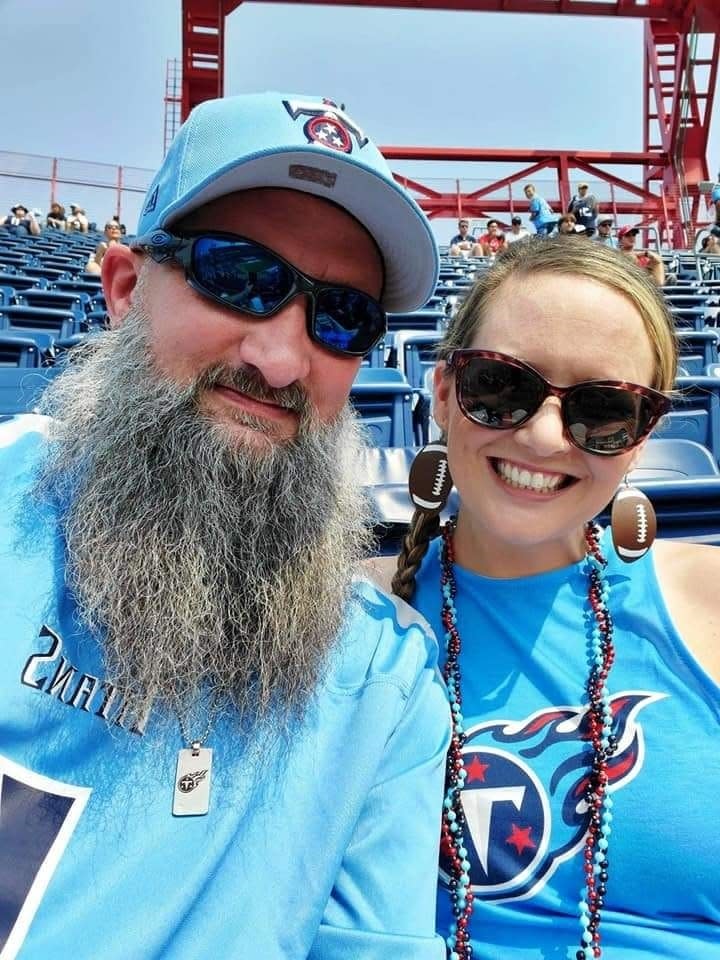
[137,92,439,313]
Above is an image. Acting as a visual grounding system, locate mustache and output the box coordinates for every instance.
[200,365,308,415]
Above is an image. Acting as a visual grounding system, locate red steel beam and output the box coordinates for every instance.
[383,147,665,165]
[232,0,682,20]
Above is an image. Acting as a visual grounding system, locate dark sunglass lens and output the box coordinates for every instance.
[314,289,386,354]
[566,386,653,452]
[192,238,293,313]
[459,357,544,427]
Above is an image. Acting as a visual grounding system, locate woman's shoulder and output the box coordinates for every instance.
[652,538,720,590]
[652,539,720,684]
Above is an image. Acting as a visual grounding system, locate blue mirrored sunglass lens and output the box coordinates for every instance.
[315,289,385,353]
[191,238,293,313]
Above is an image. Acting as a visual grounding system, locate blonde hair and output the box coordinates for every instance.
[392,238,678,601]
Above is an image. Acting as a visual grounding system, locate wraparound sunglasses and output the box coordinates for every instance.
[133,230,387,358]
[446,349,670,456]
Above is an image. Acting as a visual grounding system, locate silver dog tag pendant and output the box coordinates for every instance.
[173,744,212,816]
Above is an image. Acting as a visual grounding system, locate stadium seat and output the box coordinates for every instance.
[0,306,80,353]
[21,265,70,282]
[0,367,59,415]
[0,335,42,368]
[15,288,90,319]
[53,278,103,296]
[657,375,720,462]
[0,272,46,291]
[392,330,443,444]
[676,330,720,374]
[350,367,414,448]
[387,309,446,332]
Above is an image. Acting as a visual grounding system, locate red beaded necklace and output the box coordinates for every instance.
[439,518,616,960]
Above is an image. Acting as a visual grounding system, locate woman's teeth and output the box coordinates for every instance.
[495,459,565,492]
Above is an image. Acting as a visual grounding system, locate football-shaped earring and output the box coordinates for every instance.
[610,483,656,562]
[408,443,453,514]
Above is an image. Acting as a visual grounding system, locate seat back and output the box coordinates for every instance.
[350,368,414,447]
[658,375,720,462]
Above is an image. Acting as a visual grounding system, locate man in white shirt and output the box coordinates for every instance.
[505,215,530,244]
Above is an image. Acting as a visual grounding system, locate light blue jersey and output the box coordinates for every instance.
[528,194,554,231]
[413,531,720,958]
[0,415,450,960]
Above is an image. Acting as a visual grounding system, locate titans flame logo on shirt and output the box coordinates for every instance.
[440,691,664,901]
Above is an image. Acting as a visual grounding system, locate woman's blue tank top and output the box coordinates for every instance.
[413,529,720,958]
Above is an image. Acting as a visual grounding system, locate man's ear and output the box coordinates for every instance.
[433,360,451,434]
[102,245,142,329]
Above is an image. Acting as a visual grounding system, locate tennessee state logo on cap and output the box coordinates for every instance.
[283,98,369,154]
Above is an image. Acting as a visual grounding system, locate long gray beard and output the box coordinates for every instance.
[34,304,374,739]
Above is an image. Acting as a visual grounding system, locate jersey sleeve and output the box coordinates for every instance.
[308,586,450,959]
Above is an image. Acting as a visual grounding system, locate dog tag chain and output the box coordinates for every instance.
[173,709,214,816]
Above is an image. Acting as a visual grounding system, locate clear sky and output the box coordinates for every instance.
[1,0,718,238]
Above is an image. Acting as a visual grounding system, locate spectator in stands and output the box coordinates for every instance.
[505,215,530,244]
[568,181,598,236]
[472,219,506,257]
[618,225,665,285]
[555,212,584,237]
[384,237,720,959]
[594,214,618,248]
[449,217,476,256]
[2,202,41,236]
[86,219,123,275]
[700,233,720,255]
[66,203,89,233]
[524,183,555,236]
[46,201,67,230]
[0,92,448,957]
[710,175,720,237]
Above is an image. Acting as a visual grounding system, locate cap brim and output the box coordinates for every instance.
[157,147,438,313]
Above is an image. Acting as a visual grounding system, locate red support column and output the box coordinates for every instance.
[181,0,227,120]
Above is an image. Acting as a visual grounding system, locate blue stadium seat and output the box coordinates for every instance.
[15,288,90,319]
[53,278,103,296]
[0,367,59,415]
[395,330,442,389]
[0,272,47,291]
[0,335,42,368]
[392,330,443,444]
[350,367,414,448]
[656,375,720,462]
[0,285,17,307]
[387,309,446,332]
[0,306,80,354]
[0,253,32,270]
[21,265,71,282]
[676,330,720,374]
[637,437,719,479]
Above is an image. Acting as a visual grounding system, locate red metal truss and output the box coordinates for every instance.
[181,0,227,116]
[180,0,720,245]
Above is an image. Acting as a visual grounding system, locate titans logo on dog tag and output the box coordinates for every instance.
[173,747,212,816]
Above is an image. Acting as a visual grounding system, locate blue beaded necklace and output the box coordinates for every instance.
[439,518,615,960]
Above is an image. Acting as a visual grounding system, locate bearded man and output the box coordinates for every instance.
[0,93,449,959]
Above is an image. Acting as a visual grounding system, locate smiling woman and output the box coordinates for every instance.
[386,238,720,960]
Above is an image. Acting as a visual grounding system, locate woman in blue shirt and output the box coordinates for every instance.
[384,239,720,959]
